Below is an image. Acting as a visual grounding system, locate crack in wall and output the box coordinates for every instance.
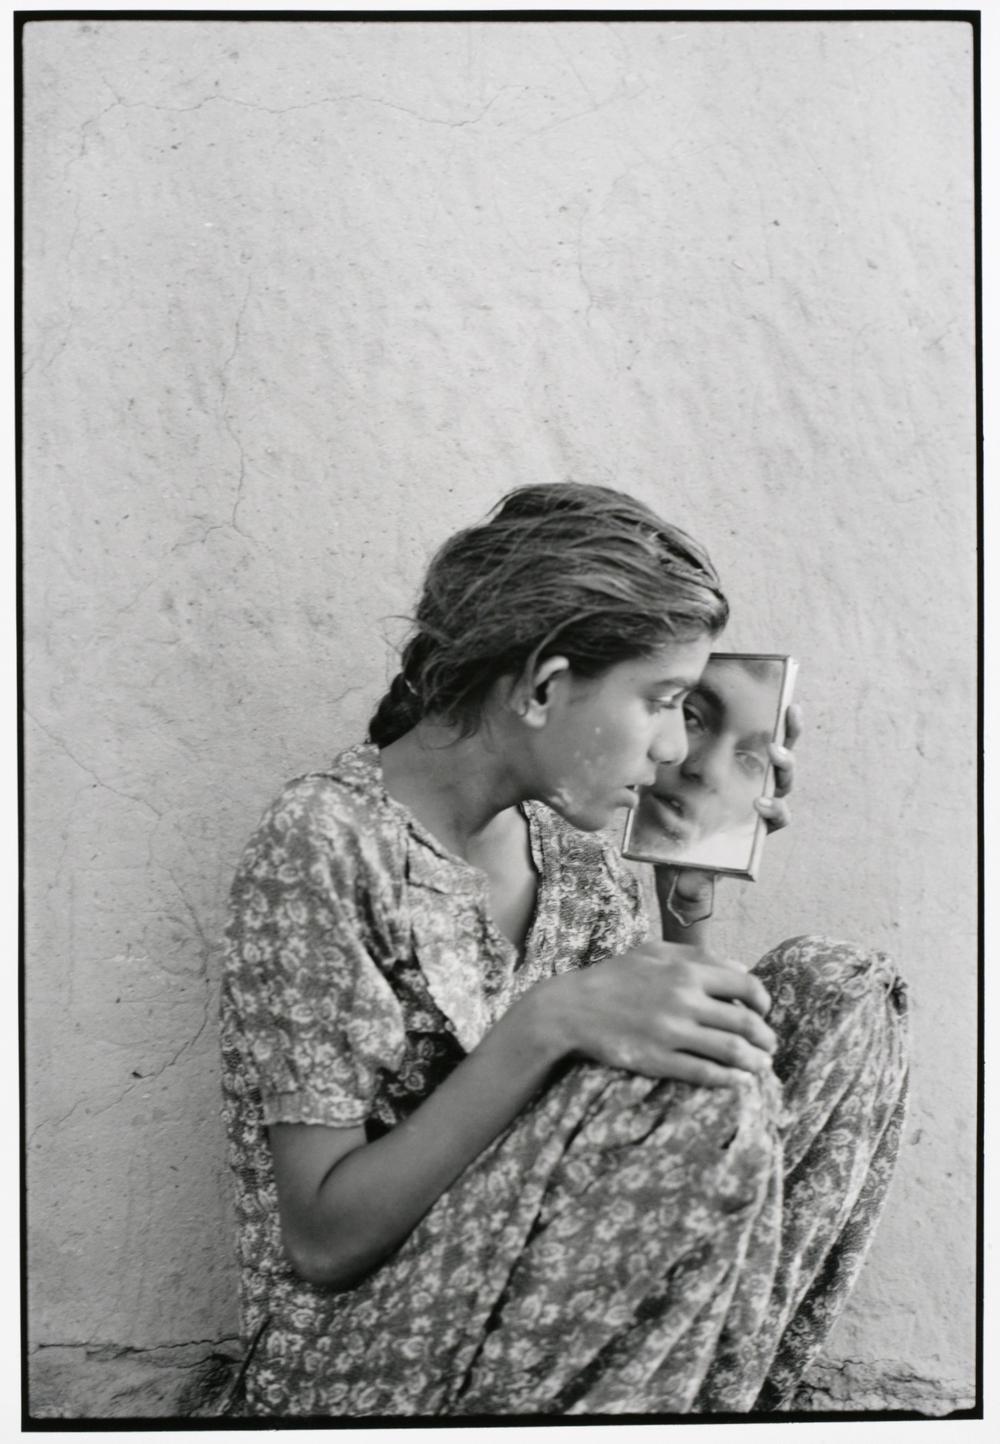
[164,868,215,973]
[27,988,210,1149]
[326,681,366,709]
[131,984,213,1087]
[85,85,521,130]
[28,921,215,1150]
[114,573,164,618]
[511,81,650,148]
[33,1336,240,1355]
[165,280,257,551]
[58,79,123,186]
[23,305,80,379]
[575,208,597,325]
[220,308,252,537]
[27,709,163,820]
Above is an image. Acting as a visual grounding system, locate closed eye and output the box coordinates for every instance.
[650,691,687,713]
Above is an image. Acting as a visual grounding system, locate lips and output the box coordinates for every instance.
[624,774,658,797]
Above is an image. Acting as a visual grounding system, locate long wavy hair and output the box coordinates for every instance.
[367,482,728,747]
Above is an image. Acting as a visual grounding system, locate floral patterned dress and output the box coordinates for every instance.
[220,743,908,1417]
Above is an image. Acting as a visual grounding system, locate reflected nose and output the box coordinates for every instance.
[651,710,688,767]
[681,737,727,789]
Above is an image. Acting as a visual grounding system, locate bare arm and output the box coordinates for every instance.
[269,985,562,1288]
[270,942,776,1290]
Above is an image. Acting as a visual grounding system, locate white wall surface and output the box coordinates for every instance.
[23,17,977,1414]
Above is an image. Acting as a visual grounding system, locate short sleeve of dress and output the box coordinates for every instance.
[224,777,407,1130]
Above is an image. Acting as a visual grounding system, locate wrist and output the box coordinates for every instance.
[508,976,575,1068]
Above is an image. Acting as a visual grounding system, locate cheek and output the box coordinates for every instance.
[717,770,759,822]
[550,725,631,804]
[574,716,627,764]
[736,770,761,802]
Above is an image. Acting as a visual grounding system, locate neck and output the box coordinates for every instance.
[378,717,527,859]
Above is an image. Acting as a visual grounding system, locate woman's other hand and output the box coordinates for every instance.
[537,941,776,1089]
[754,700,802,833]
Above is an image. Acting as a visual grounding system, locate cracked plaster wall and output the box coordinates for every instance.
[23,18,976,1416]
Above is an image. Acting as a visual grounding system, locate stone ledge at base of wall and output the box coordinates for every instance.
[27,1341,243,1420]
[788,1358,976,1416]
[26,1343,977,1420]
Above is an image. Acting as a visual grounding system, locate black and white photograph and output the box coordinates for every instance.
[19,7,981,1427]
[622,652,798,877]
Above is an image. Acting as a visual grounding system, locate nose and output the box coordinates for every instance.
[650,709,689,768]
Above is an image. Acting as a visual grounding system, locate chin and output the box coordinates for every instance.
[572,813,614,834]
[570,802,623,833]
[543,791,613,833]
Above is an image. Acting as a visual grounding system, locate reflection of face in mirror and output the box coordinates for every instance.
[630,657,782,868]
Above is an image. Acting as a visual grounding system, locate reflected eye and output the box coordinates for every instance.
[683,704,707,735]
[737,751,767,778]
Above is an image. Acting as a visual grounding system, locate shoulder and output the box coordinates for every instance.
[234,745,406,894]
[529,802,637,896]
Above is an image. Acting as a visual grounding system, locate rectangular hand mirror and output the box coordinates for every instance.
[621,652,799,880]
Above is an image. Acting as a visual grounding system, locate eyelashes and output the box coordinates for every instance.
[683,706,768,778]
[683,704,707,734]
[650,694,685,713]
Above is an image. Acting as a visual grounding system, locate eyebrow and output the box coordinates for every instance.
[741,730,774,753]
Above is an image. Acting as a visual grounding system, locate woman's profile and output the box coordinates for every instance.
[219,483,908,1417]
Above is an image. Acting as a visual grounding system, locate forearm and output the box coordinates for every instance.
[277,984,568,1289]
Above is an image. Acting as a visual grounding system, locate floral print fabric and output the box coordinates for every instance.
[221,748,908,1418]
[220,744,648,1369]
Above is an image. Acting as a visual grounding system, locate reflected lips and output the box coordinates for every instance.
[644,790,691,844]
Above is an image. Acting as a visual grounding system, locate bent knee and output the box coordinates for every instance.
[549,1058,784,1168]
[754,934,908,1028]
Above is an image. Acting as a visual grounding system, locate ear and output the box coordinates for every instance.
[516,655,571,728]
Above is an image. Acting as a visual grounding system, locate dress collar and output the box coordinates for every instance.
[328,743,553,1052]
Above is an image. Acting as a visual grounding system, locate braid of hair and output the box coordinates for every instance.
[366,632,432,748]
